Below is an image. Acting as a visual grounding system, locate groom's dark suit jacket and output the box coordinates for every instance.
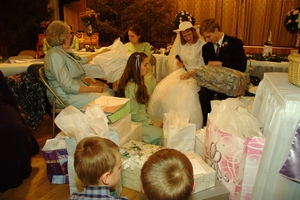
[202,34,247,72]
[199,34,247,126]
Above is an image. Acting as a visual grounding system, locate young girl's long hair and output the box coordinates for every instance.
[117,52,149,104]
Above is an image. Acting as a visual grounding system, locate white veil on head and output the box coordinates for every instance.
[167,22,203,74]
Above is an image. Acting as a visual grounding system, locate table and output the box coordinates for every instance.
[139,178,229,200]
[152,54,169,82]
[0,58,106,79]
[251,73,300,199]
[247,59,288,80]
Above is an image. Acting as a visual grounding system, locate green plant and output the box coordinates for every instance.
[87,0,174,44]
[0,0,53,57]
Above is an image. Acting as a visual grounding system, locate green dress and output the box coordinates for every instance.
[125,81,162,145]
[125,42,156,95]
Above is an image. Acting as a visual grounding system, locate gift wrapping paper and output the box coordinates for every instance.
[120,140,163,191]
[195,65,249,97]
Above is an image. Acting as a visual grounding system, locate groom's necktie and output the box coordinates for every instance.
[216,43,220,57]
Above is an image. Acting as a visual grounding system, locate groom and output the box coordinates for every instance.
[199,18,247,126]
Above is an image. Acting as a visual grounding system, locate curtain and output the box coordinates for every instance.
[173,0,300,47]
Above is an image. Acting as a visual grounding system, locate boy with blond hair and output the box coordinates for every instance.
[69,136,128,200]
[141,149,195,200]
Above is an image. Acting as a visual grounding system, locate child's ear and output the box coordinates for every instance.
[192,181,196,192]
[100,172,110,185]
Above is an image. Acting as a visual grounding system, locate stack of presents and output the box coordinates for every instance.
[42,66,266,200]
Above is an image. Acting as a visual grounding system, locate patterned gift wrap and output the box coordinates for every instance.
[120,140,163,191]
[195,66,249,97]
[42,149,69,184]
[184,151,216,194]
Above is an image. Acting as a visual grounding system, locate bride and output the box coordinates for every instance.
[148,21,205,129]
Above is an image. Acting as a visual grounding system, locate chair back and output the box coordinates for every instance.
[9,55,34,61]
[38,67,66,108]
[18,50,37,58]
[27,64,44,78]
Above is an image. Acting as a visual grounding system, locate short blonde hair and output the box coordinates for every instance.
[46,20,69,46]
[74,137,120,186]
[141,149,194,200]
[200,18,221,36]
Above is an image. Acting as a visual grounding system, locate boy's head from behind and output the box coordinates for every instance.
[74,136,121,187]
[141,149,194,200]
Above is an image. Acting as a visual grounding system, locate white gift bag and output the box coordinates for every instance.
[163,109,196,152]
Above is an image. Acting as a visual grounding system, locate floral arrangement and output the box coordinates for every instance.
[79,8,99,26]
[172,10,196,28]
[284,6,300,33]
[40,20,51,30]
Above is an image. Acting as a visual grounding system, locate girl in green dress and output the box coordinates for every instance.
[117,52,162,145]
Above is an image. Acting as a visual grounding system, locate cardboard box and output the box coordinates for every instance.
[118,121,142,147]
[195,65,249,97]
[120,140,163,191]
[185,151,216,194]
[86,96,130,123]
[108,114,132,138]
[195,128,206,159]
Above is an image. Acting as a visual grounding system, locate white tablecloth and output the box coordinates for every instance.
[247,59,288,80]
[251,73,300,199]
[0,59,105,79]
[152,54,169,82]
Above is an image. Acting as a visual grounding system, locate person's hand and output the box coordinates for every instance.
[208,61,222,66]
[98,47,110,54]
[8,75,21,83]
[180,72,190,80]
[176,60,184,68]
[152,121,163,128]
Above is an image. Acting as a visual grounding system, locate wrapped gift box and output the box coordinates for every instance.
[118,121,142,147]
[185,151,216,194]
[86,96,130,123]
[120,140,163,191]
[42,138,69,184]
[195,128,206,159]
[108,114,132,140]
[195,65,249,97]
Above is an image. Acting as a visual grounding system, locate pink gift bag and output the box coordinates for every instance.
[203,98,265,199]
[204,117,265,200]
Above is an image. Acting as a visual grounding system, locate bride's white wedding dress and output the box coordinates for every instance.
[148,39,205,129]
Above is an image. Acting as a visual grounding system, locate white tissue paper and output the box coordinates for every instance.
[92,38,129,82]
[54,104,110,143]
[209,98,263,139]
[163,109,196,152]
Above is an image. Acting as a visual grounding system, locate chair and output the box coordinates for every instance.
[150,54,157,78]
[8,55,34,61]
[38,67,66,138]
[18,50,37,59]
